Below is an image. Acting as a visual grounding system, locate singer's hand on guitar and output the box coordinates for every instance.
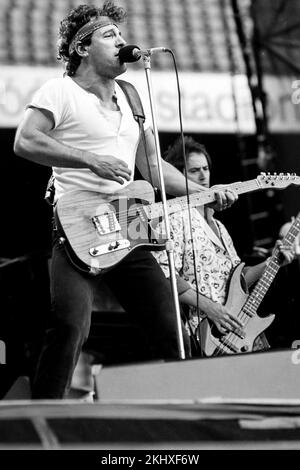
[208,186,238,211]
[204,301,244,335]
[87,153,132,184]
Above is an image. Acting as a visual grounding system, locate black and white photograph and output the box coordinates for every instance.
[0,0,300,454]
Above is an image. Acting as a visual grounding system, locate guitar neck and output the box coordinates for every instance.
[146,179,262,220]
[243,211,300,316]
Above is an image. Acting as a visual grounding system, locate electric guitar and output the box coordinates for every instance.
[55,172,300,274]
[199,210,300,356]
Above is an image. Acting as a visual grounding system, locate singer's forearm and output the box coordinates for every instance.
[136,128,206,196]
[14,107,90,168]
[14,127,89,168]
[163,159,207,195]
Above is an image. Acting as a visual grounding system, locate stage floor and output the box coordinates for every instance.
[0,398,300,449]
[1,348,300,449]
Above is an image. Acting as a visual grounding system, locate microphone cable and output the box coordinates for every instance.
[166,50,204,355]
[122,44,205,352]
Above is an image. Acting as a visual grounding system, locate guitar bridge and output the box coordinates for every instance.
[92,212,121,235]
[89,239,130,257]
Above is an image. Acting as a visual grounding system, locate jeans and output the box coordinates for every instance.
[31,234,190,399]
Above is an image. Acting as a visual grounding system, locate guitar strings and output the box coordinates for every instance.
[214,232,296,356]
[214,257,279,356]
[91,177,286,227]
[93,180,260,224]
[223,224,299,354]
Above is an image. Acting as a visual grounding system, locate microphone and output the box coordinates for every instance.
[118,44,169,63]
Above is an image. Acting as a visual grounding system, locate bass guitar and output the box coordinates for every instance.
[199,210,300,356]
[55,172,300,274]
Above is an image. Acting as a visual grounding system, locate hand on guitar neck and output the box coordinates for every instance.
[206,185,238,212]
[243,239,296,288]
[279,218,300,257]
[271,239,295,266]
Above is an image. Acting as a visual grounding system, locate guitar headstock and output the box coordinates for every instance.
[257,172,300,189]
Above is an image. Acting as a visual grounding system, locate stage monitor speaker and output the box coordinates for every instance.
[95,348,300,401]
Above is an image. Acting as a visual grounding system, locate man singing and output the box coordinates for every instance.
[14,1,237,398]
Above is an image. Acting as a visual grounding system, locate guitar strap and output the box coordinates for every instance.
[115,79,145,124]
[45,79,154,205]
[116,79,156,190]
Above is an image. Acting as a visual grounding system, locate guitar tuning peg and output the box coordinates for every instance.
[260,172,266,176]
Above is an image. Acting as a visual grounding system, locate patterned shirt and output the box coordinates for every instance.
[153,207,241,323]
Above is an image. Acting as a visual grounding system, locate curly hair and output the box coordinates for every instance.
[57,1,127,76]
[164,136,212,173]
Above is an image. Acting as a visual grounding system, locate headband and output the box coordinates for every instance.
[68,16,115,55]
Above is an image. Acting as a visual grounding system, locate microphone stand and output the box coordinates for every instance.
[141,53,186,360]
